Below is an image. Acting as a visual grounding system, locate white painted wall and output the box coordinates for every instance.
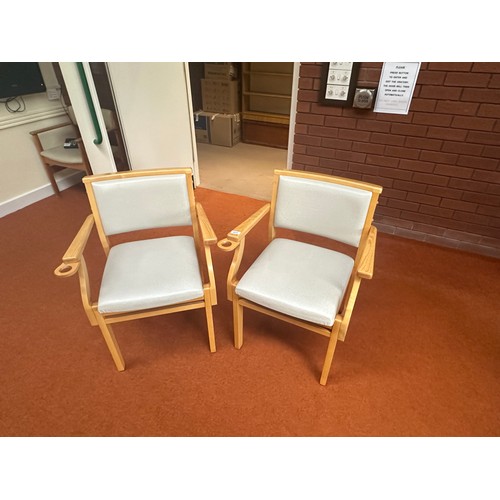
[0,71,78,216]
[0,62,199,217]
[0,114,68,195]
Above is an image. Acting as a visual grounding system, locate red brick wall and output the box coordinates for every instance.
[293,62,500,257]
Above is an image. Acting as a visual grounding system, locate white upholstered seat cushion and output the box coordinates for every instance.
[98,236,204,314]
[236,238,354,327]
[40,145,83,164]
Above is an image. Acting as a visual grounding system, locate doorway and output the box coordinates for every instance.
[189,62,297,201]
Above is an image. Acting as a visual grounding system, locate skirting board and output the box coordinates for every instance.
[0,170,84,218]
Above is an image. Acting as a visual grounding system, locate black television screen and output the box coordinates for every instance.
[0,62,46,99]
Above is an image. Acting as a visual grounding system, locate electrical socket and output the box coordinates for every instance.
[325,84,349,100]
[47,86,61,101]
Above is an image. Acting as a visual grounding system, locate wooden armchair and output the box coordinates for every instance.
[30,120,91,194]
[30,106,126,194]
[217,169,382,385]
[54,168,217,371]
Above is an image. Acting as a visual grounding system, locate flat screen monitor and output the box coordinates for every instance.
[0,62,46,99]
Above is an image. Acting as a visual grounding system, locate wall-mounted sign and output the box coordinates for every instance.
[374,62,421,115]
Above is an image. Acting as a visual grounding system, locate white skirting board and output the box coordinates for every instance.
[0,170,85,218]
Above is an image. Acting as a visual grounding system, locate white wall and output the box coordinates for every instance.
[0,62,199,216]
[0,63,79,216]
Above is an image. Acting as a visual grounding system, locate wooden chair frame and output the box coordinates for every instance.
[217,169,382,385]
[30,108,127,194]
[54,168,217,371]
[30,122,92,195]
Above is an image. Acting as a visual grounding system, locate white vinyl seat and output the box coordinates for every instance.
[236,238,354,327]
[40,145,83,165]
[218,169,382,385]
[54,168,218,372]
[98,236,204,314]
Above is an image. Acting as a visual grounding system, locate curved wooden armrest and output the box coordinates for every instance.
[54,261,80,277]
[54,214,95,277]
[217,203,270,252]
[357,226,377,279]
[29,122,73,136]
[196,202,217,245]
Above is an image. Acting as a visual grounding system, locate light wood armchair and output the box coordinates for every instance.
[54,168,217,371]
[218,169,382,385]
[30,107,126,194]
[30,121,91,195]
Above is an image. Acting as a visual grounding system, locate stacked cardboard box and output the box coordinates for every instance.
[204,62,238,80]
[196,63,241,147]
[194,110,241,147]
[201,63,240,114]
[201,79,240,114]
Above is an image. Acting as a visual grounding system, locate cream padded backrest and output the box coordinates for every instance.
[274,175,373,247]
[91,174,192,236]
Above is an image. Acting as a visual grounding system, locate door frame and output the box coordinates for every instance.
[286,62,300,170]
[184,63,201,186]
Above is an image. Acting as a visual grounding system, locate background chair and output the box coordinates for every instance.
[218,169,382,385]
[54,168,217,371]
[30,106,126,195]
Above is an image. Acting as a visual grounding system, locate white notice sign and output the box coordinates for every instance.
[374,62,421,115]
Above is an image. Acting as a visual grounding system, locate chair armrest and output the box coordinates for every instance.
[217,203,270,252]
[357,226,377,279]
[195,203,217,304]
[29,122,73,136]
[54,215,95,277]
[196,203,217,245]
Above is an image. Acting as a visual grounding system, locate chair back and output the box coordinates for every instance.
[85,170,193,236]
[273,173,376,247]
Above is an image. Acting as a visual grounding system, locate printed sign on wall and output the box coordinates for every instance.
[374,62,421,115]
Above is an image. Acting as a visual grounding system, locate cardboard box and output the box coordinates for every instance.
[211,113,241,147]
[193,111,240,147]
[193,111,210,143]
[204,63,238,80]
[201,79,240,114]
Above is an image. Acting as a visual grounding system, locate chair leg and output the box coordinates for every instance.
[319,326,340,386]
[204,288,216,353]
[233,298,244,349]
[95,314,125,371]
[43,163,60,195]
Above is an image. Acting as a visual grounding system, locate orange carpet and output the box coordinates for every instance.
[0,183,499,436]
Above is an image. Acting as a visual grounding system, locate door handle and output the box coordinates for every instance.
[76,62,103,145]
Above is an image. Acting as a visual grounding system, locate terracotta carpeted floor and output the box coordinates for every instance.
[0,183,499,437]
